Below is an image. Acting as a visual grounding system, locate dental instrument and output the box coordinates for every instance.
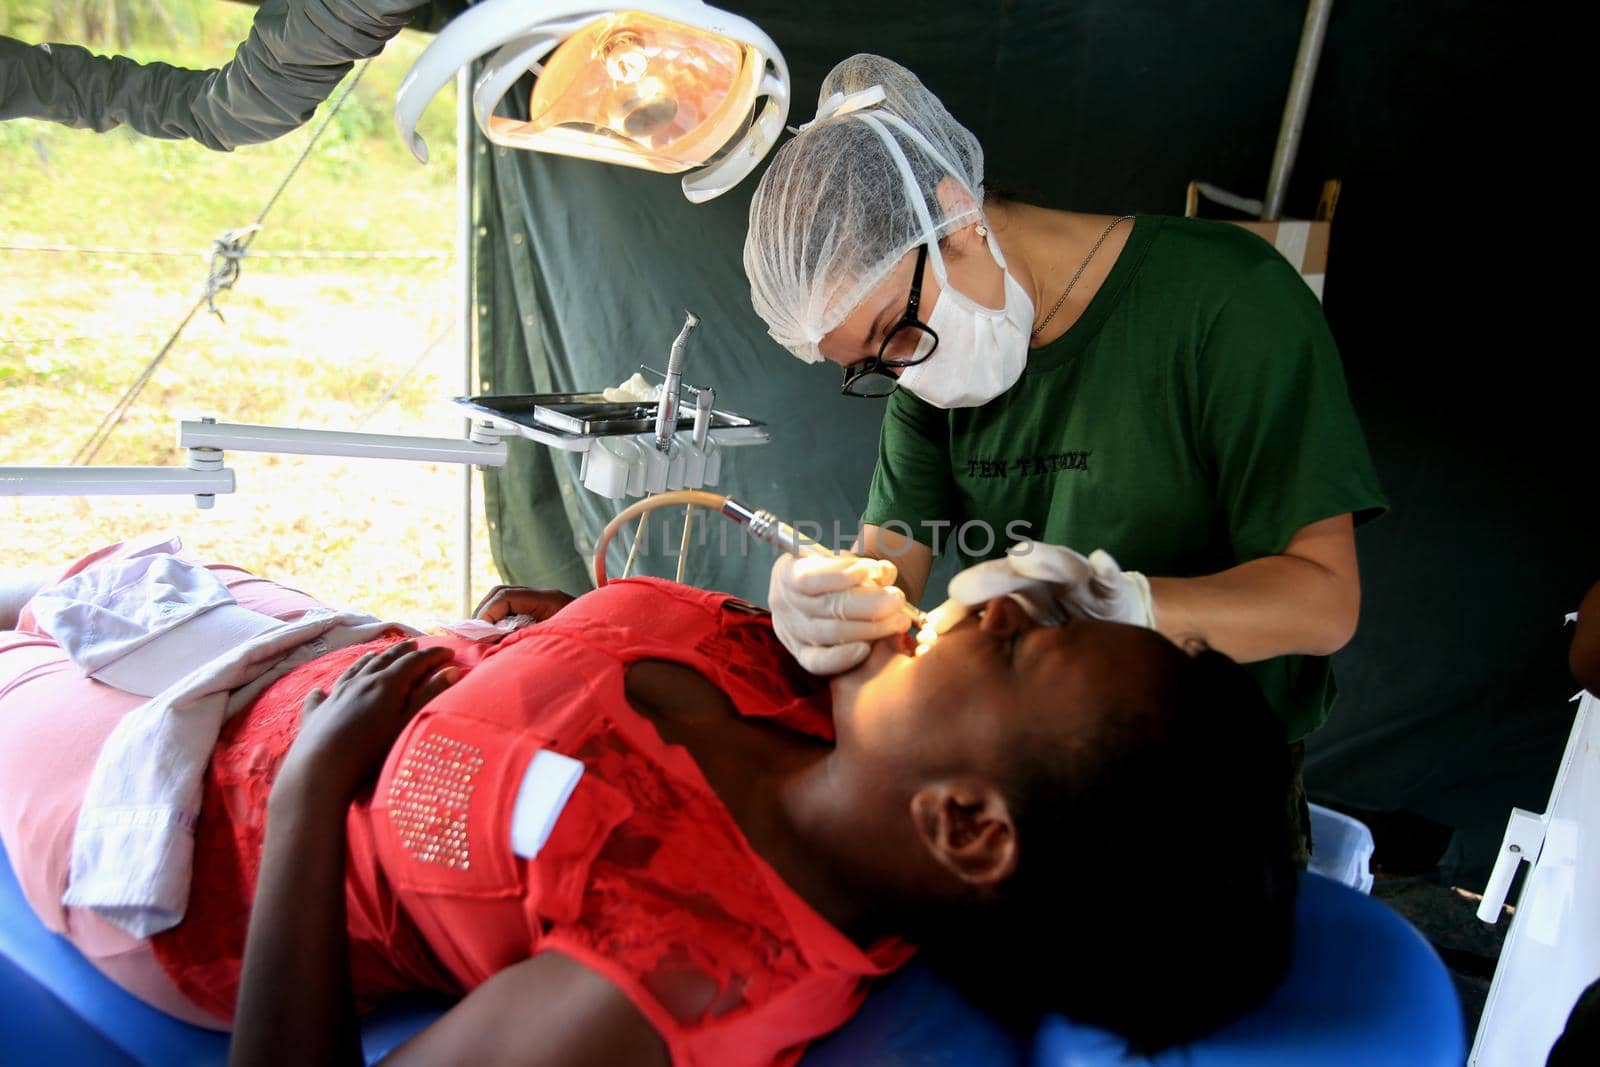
[453,388,764,499]
[591,490,941,643]
[625,308,698,582]
[451,306,771,500]
[671,383,716,583]
[656,311,698,453]
[914,599,967,655]
[713,497,966,652]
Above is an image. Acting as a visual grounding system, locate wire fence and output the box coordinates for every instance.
[1,243,451,260]
[1,333,167,346]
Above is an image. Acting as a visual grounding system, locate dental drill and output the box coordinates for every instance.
[591,490,958,651]
[619,309,703,582]
[719,496,948,652]
[654,310,699,454]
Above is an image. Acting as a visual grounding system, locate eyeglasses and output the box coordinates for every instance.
[840,245,939,398]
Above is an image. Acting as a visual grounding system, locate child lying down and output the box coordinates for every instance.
[0,535,1296,1066]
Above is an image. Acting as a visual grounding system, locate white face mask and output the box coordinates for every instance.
[895,232,1034,409]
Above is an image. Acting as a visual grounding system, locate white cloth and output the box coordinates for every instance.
[435,614,538,640]
[31,537,282,697]
[509,751,585,860]
[43,543,417,937]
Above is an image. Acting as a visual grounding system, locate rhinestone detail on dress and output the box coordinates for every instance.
[388,733,486,870]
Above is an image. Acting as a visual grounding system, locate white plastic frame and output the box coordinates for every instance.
[0,420,508,509]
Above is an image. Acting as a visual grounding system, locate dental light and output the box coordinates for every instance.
[395,0,790,203]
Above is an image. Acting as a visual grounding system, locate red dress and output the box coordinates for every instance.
[151,577,914,1067]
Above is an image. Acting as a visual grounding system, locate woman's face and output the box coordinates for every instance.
[816,230,1007,368]
[830,596,1187,784]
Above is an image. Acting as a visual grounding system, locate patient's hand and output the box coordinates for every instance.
[473,585,576,626]
[278,640,458,806]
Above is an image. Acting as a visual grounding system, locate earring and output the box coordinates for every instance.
[975,224,989,237]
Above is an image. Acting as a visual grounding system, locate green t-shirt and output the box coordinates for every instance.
[861,214,1387,741]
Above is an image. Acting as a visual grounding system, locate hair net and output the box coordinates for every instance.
[743,54,986,363]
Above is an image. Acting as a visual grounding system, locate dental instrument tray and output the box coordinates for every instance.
[452,393,768,447]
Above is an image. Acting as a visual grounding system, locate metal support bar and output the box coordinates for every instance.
[186,418,225,509]
[0,466,234,497]
[177,420,508,466]
[457,64,476,618]
[1263,0,1335,220]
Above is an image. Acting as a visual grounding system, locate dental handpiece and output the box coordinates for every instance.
[719,496,930,633]
[655,309,698,453]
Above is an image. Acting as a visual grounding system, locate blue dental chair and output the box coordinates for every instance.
[0,837,1463,1065]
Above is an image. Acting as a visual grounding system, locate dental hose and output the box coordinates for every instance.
[595,491,727,587]
[591,490,933,636]
[621,511,648,578]
[677,504,693,584]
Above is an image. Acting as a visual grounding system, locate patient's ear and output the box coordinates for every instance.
[910,780,1017,889]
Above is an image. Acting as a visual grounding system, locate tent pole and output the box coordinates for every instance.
[1263,0,1335,221]
[457,65,476,618]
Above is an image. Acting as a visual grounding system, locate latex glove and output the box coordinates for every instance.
[769,553,910,675]
[947,541,1154,628]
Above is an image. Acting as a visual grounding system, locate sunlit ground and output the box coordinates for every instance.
[1,5,502,622]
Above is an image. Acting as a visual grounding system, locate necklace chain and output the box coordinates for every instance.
[1031,215,1134,339]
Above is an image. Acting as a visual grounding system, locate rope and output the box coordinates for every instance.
[70,300,207,465]
[73,59,374,466]
[0,243,450,259]
[203,225,257,320]
[241,62,372,247]
[355,319,457,428]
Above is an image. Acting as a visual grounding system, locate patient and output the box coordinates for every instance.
[0,539,1296,1066]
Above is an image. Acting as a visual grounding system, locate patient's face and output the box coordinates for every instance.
[830,597,1188,783]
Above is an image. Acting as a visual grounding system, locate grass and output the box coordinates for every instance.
[0,1,503,623]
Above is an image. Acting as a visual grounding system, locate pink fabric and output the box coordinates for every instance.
[0,536,326,1029]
